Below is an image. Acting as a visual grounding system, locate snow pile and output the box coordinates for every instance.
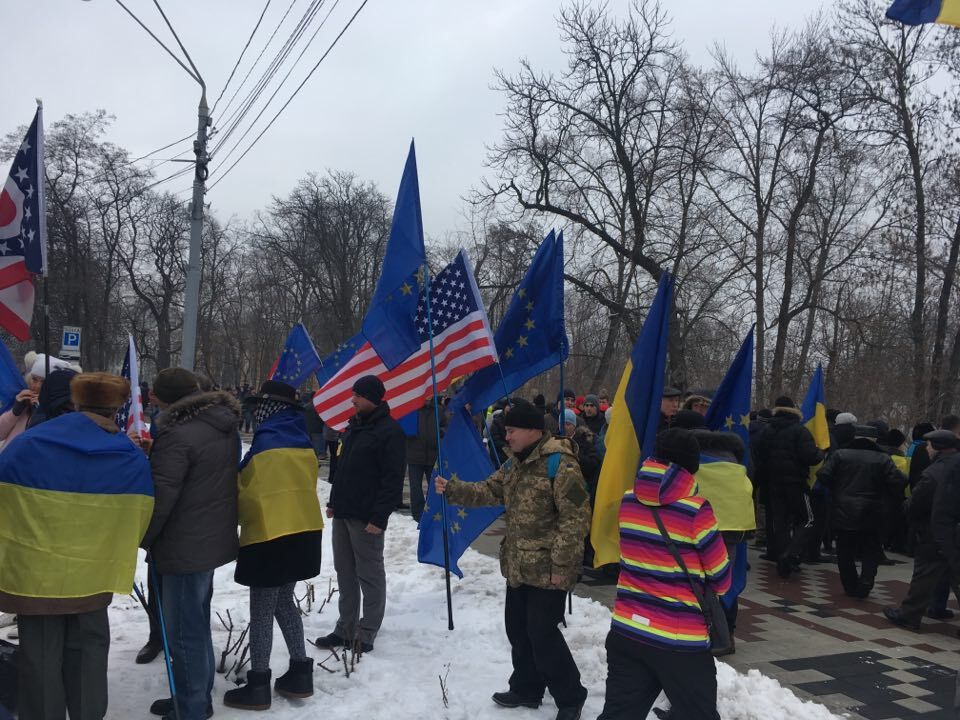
[105,483,841,719]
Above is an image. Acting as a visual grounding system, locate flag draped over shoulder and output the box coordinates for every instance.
[314,250,497,430]
[887,0,960,26]
[0,413,153,600]
[361,141,427,370]
[591,272,674,567]
[455,230,568,414]
[269,323,323,388]
[0,341,26,414]
[0,106,46,340]
[417,406,501,577]
[238,409,323,547]
[801,363,830,487]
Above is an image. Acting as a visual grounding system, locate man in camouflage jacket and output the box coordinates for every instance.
[436,399,591,720]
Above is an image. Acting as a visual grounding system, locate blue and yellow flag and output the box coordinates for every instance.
[801,363,831,487]
[362,141,427,369]
[704,326,754,453]
[0,413,153,600]
[887,0,960,26]
[591,272,674,567]
[238,408,323,547]
[417,406,501,577]
[456,230,567,414]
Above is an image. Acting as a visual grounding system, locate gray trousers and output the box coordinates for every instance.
[17,608,110,720]
[332,517,386,645]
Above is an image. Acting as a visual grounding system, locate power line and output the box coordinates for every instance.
[211,0,273,114]
[212,0,327,156]
[111,0,200,84]
[208,0,370,191]
[130,132,195,163]
[209,0,341,174]
[144,165,194,191]
[151,0,204,86]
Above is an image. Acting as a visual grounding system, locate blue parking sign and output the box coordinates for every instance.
[61,325,82,359]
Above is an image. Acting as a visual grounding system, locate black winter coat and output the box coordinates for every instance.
[141,391,242,575]
[931,453,960,579]
[328,402,406,530]
[752,406,822,487]
[817,437,905,532]
[406,402,446,467]
[912,450,960,545]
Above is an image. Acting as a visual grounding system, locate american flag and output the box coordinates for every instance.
[0,106,46,340]
[115,334,148,440]
[313,250,498,430]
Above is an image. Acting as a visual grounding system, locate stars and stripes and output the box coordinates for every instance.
[0,106,46,340]
[313,249,497,430]
[115,334,148,440]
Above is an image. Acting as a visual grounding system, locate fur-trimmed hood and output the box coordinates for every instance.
[156,390,242,434]
[690,428,745,464]
[772,405,803,420]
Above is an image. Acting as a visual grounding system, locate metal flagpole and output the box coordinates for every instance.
[423,263,454,630]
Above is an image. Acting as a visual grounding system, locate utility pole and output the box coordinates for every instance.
[180,90,210,371]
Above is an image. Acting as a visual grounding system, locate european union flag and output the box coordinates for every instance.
[0,341,26,414]
[314,332,363,387]
[417,406,502,577]
[270,323,322,388]
[456,230,567,413]
[362,141,427,370]
[704,325,754,452]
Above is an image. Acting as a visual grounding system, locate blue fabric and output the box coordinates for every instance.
[625,272,673,457]
[704,326,754,454]
[0,341,26,414]
[801,364,826,424]
[721,541,748,609]
[417,406,502,577]
[456,230,568,414]
[0,412,153,496]
[886,0,943,25]
[4,107,45,274]
[162,570,216,720]
[271,324,322,388]
[315,332,364,387]
[362,141,427,369]
[239,408,312,471]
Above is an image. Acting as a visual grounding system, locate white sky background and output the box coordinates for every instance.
[3,1,826,237]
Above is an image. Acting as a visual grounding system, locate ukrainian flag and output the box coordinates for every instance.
[801,364,831,487]
[591,272,673,567]
[887,0,960,26]
[0,413,153,601]
[238,409,323,547]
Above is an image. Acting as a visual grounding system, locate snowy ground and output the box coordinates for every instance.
[104,483,842,719]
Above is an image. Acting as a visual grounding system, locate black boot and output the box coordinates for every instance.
[136,640,162,664]
[492,690,541,708]
[152,698,213,719]
[556,701,584,720]
[224,669,272,711]
[275,658,314,699]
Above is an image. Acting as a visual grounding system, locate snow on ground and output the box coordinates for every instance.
[106,483,842,719]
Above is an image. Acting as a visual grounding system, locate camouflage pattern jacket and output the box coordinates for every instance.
[445,434,591,591]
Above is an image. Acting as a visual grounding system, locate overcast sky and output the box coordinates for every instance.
[4,0,827,237]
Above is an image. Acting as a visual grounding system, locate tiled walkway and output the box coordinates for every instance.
[471,516,960,719]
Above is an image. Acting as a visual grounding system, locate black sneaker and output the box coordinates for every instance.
[314,632,346,649]
[492,691,541,709]
[151,698,213,718]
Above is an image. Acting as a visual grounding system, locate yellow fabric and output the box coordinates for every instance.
[0,484,153,598]
[695,461,756,531]
[892,455,911,498]
[591,359,639,567]
[805,402,830,489]
[238,446,324,547]
[938,0,960,26]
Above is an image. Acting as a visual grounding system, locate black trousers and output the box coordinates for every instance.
[146,565,163,646]
[769,484,815,561]
[899,542,960,624]
[835,528,881,597]
[598,631,720,720]
[17,608,110,720]
[504,585,586,709]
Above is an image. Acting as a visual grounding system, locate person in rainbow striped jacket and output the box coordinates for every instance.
[598,429,731,720]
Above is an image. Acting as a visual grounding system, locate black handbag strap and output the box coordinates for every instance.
[650,506,709,614]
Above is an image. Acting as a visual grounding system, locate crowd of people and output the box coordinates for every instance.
[0,350,959,720]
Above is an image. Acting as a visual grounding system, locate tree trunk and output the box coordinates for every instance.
[928,213,960,417]
[590,312,622,393]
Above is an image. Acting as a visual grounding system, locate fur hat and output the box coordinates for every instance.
[352,375,385,405]
[153,368,200,404]
[70,372,130,412]
[773,395,795,409]
[672,409,706,430]
[503,398,545,431]
[654,428,701,475]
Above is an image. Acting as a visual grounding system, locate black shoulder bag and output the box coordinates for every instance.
[650,507,732,654]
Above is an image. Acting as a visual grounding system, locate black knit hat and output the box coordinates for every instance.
[153,367,200,404]
[654,428,701,474]
[773,395,795,408]
[533,393,546,409]
[254,380,299,406]
[672,409,706,430]
[563,388,576,399]
[37,368,77,416]
[503,398,545,431]
[352,375,385,405]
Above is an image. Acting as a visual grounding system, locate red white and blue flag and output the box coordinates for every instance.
[115,334,148,440]
[313,249,498,430]
[0,106,46,340]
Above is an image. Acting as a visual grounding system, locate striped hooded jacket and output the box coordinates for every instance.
[611,458,731,651]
